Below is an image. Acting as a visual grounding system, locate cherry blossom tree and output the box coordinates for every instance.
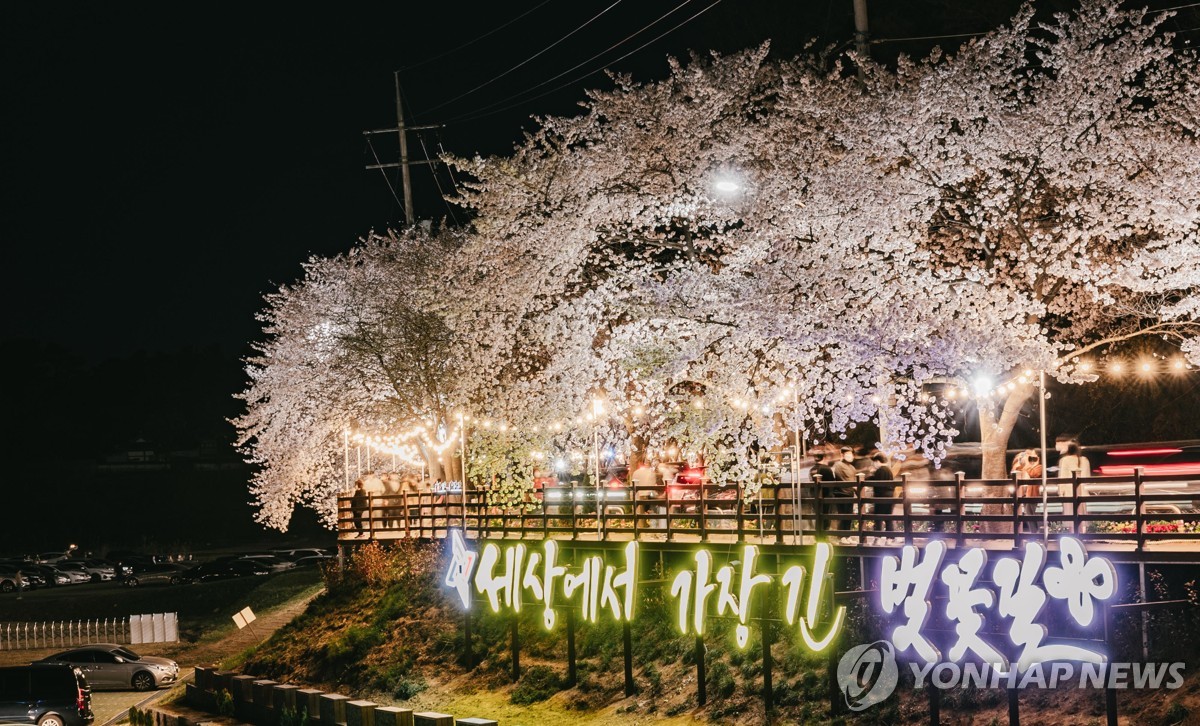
[452,0,1198,495]
[239,0,1199,530]
[234,228,466,529]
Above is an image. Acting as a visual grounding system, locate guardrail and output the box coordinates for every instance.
[0,613,179,650]
[335,470,1200,551]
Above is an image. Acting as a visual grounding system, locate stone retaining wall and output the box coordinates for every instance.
[185,666,496,726]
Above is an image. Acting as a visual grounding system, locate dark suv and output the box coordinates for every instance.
[0,664,94,726]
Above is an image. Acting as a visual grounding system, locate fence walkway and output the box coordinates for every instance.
[0,613,178,650]
[335,471,1200,554]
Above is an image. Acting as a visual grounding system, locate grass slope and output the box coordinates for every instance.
[237,543,1199,725]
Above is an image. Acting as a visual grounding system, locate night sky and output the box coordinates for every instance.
[2,2,1198,549]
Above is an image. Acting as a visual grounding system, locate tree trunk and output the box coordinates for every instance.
[627,423,647,472]
[978,385,1033,534]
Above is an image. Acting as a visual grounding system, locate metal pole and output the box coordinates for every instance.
[594,428,601,536]
[511,615,520,681]
[344,430,351,488]
[460,415,468,492]
[793,388,803,542]
[1040,370,1049,541]
[623,621,634,697]
[463,609,473,669]
[852,0,871,60]
[394,71,415,226]
[566,606,577,687]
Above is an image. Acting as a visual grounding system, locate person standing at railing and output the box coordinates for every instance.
[810,451,837,534]
[829,447,859,536]
[868,453,897,540]
[1012,450,1043,533]
[1058,441,1092,532]
[351,479,368,537]
[633,461,664,533]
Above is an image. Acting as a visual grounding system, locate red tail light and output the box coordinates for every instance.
[77,686,86,711]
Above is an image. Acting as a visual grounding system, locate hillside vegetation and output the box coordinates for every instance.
[238,542,1198,725]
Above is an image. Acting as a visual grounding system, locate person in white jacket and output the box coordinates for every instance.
[1057,441,1092,531]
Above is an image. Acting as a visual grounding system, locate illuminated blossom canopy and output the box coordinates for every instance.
[239,0,1199,529]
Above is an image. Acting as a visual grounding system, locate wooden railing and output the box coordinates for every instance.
[335,471,1200,550]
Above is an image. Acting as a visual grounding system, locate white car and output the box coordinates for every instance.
[53,566,91,585]
[58,560,116,582]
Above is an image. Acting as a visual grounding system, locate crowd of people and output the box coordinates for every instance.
[806,437,1097,542]
[348,471,459,536]
[344,438,1103,540]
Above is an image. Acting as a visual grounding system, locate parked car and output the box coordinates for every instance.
[121,563,186,587]
[23,564,71,587]
[83,560,117,581]
[183,559,270,583]
[291,554,334,568]
[55,567,91,585]
[0,663,94,726]
[0,564,47,590]
[0,568,27,594]
[34,551,72,564]
[272,548,331,562]
[111,556,157,579]
[237,554,295,572]
[38,645,178,691]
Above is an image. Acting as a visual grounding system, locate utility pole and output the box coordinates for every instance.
[363,72,441,226]
[852,0,871,63]
[394,72,414,225]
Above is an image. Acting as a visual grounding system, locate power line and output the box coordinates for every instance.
[445,0,699,124]
[448,0,724,126]
[873,3,1200,47]
[398,0,554,72]
[417,131,461,225]
[871,31,986,45]
[1151,2,1200,13]
[366,136,405,212]
[435,130,464,196]
[419,0,625,117]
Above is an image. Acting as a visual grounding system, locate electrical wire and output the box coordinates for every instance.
[871,31,986,45]
[418,131,462,225]
[448,0,724,126]
[398,0,554,72]
[1151,2,1200,13]
[871,3,1200,46]
[419,0,625,117]
[366,137,405,212]
[445,0,698,123]
[436,130,464,196]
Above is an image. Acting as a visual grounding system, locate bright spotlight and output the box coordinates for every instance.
[715,179,740,193]
[972,375,994,396]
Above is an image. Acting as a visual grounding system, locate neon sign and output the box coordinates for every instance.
[447,531,639,627]
[670,543,845,651]
[446,534,845,652]
[881,537,1117,673]
[443,533,1116,666]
